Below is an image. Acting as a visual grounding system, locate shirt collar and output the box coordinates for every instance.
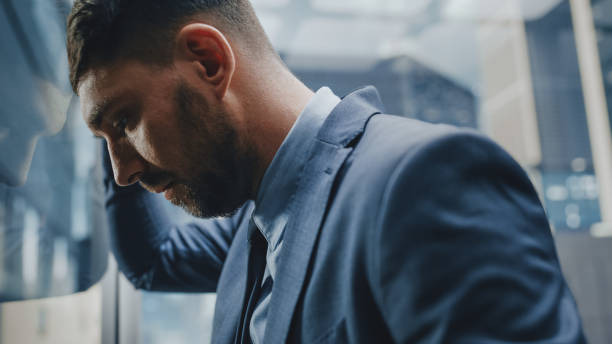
[250,87,341,249]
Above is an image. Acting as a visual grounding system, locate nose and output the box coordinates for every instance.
[107,140,145,186]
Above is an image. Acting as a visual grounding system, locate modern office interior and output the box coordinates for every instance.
[1,0,611,343]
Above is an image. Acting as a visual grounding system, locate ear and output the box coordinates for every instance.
[175,23,236,99]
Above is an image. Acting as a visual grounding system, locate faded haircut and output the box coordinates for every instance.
[66,0,273,93]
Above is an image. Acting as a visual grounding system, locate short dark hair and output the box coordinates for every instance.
[66,0,271,93]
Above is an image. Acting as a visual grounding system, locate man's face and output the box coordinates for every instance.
[79,61,254,217]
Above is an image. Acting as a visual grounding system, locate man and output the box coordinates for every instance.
[67,0,585,343]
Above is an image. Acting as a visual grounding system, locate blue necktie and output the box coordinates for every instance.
[235,229,267,344]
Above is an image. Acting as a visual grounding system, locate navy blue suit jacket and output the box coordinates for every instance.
[104,87,585,343]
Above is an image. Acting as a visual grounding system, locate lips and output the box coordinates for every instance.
[163,182,175,200]
[147,181,174,194]
[161,182,174,193]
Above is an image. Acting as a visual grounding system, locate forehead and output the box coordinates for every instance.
[78,61,175,123]
[79,62,153,104]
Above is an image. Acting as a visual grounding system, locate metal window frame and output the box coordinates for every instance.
[100,254,143,344]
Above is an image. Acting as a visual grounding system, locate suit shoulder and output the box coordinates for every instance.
[353,115,507,176]
[341,115,533,214]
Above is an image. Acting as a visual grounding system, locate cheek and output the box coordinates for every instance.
[131,120,181,168]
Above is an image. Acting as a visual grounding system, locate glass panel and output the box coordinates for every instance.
[524,1,600,230]
[0,285,102,344]
[140,293,216,344]
[0,0,108,301]
[139,204,217,344]
[592,0,612,124]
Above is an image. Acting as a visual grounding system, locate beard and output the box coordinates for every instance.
[152,81,255,218]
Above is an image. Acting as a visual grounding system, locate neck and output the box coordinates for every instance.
[234,59,314,198]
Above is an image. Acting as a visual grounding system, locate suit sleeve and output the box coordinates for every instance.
[368,130,585,343]
[101,142,248,292]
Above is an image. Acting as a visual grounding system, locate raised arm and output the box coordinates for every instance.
[101,143,249,292]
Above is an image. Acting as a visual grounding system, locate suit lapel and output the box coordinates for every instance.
[263,86,384,343]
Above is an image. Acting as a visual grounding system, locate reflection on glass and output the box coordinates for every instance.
[0,0,72,187]
[0,0,108,302]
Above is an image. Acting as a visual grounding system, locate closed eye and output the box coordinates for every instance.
[113,115,129,132]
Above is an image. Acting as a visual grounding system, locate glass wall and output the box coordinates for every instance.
[525,1,601,231]
[140,293,216,344]
[593,0,612,125]
[0,0,108,301]
[0,286,102,344]
[138,208,216,344]
[0,0,609,343]
[0,0,107,342]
